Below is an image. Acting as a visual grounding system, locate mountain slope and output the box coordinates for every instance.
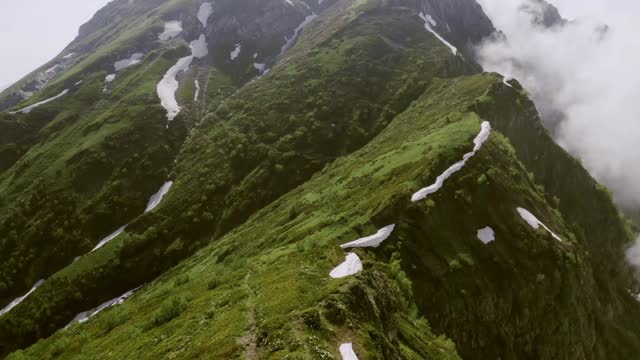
[1,0,640,359]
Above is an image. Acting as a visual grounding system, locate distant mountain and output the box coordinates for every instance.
[1,0,639,359]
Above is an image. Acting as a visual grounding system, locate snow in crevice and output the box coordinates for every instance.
[197,2,214,28]
[502,75,513,88]
[340,225,395,249]
[62,52,76,59]
[477,226,495,244]
[412,121,491,202]
[419,12,458,55]
[253,63,267,74]
[45,64,60,74]
[145,181,173,213]
[157,34,208,121]
[9,89,70,114]
[105,74,116,83]
[330,253,363,278]
[284,0,295,6]
[230,43,242,61]
[114,53,144,72]
[158,21,183,41]
[66,287,141,329]
[516,207,563,242]
[280,14,318,55]
[194,79,200,102]
[0,280,45,317]
[74,80,83,86]
[92,225,127,252]
[339,343,359,360]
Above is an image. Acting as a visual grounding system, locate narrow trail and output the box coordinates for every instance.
[240,272,258,360]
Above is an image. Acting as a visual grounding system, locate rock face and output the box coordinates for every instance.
[520,0,567,27]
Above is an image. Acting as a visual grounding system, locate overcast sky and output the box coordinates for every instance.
[0,0,112,87]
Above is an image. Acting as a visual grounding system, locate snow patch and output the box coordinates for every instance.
[412,121,491,202]
[340,225,395,249]
[230,43,242,60]
[419,12,457,55]
[114,53,144,72]
[502,75,513,88]
[194,79,200,102]
[339,343,359,360]
[425,13,437,27]
[190,34,209,59]
[158,21,183,41]
[92,225,127,252]
[9,89,70,114]
[74,80,83,86]
[157,35,208,121]
[284,0,295,6]
[66,287,140,329]
[105,74,116,83]
[197,2,214,27]
[477,226,495,244]
[281,14,318,54]
[516,207,563,242]
[0,280,45,317]
[45,64,59,74]
[62,52,76,59]
[330,253,363,278]
[145,181,173,213]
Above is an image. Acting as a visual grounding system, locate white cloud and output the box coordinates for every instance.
[0,0,112,86]
[475,0,640,211]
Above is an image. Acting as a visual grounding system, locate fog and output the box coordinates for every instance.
[474,0,640,267]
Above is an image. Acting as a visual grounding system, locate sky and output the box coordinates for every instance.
[475,0,640,267]
[0,0,112,87]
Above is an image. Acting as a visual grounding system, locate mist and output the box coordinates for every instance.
[474,0,640,268]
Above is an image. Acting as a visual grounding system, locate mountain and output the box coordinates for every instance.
[1,0,639,359]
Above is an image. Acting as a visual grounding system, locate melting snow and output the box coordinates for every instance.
[158,21,183,41]
[412,121,491,202]
[281,14,318,54]
[157,35,208,121]
[62,52,76,59]
[9,89,70,114]
[190,34,209,59]
[45,64,59,74]
[425,14,437,27]
[230,43,241,60]
[74,80,83,86]
[254,62,267,73]
[0,280,45,317]
[92,225,127,252]
[105,74,116,82]
[66,287,140,329]
[194,79,200,102]
[419,12,457,55]
[330,253,363,278]
[516,207,563,242]
[503,76,513,88]
[145,181,173,213]
[340,225,395,249]
[284,0,295,5]
[197,2,214,27]
[339,343,359,360]
[114,53,144,72]
[477,226,495,244]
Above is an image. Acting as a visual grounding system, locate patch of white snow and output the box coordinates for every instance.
[419,12,457,55]
[66,287,140,328]
[145,181,173,213]
[114,53,144,72]
[284,0,295,6]
[9,89,70,114]
[412,121,491,202]
[330,253,363,279]
[339,343,359,360]
[503,76,513,88]
[190,34,209,59]
[194,79,200,102]
[105,74,116,82]
[62,52,76,59]
[340,225,395,249]
[0,280,45,317]
[230,43,242,60]
[158,21,183,41]
[516,207,563,242]
[74,80,83,86]
[477,226,495,244]
[281,14,318,54]
[92,225,127,252]
[197,2,214,28]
